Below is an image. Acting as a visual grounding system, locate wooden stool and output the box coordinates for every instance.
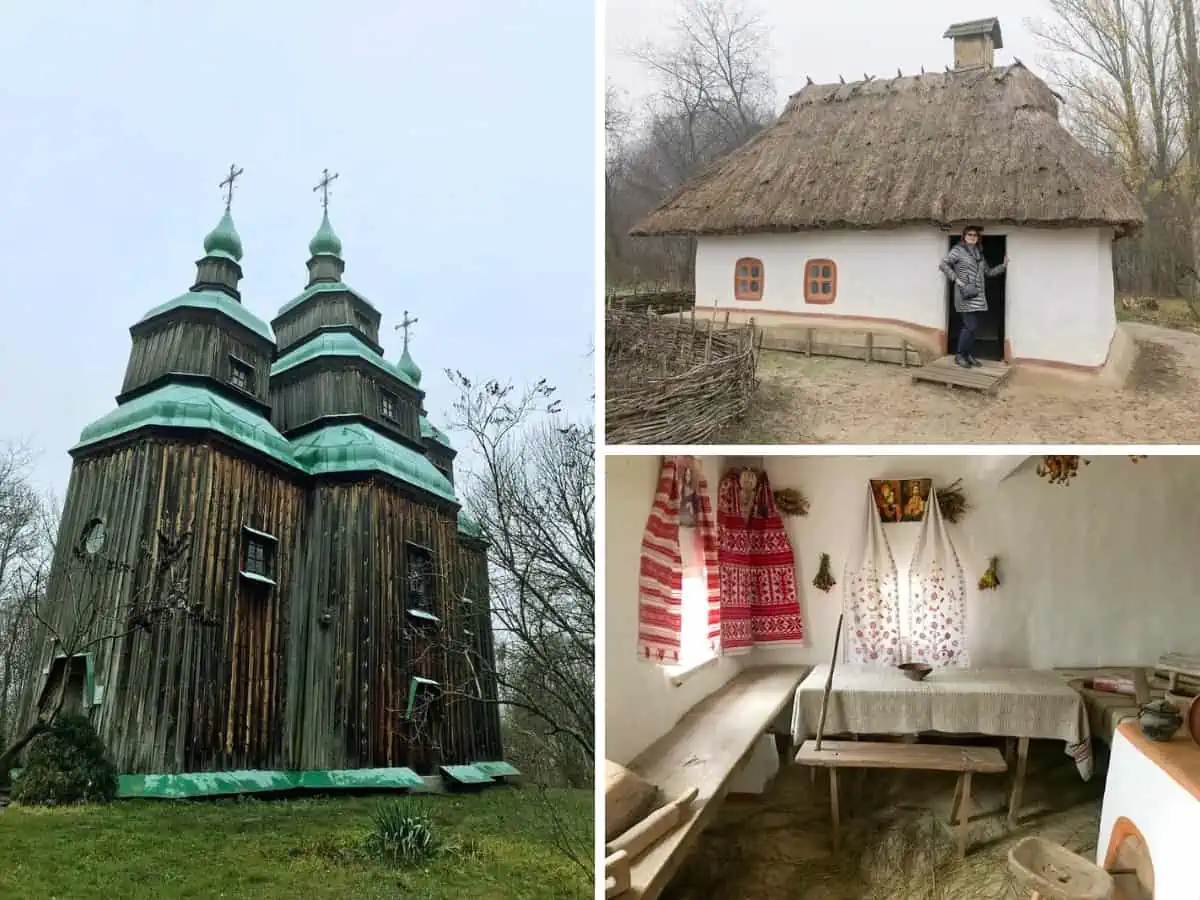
[1007,836,1115,900]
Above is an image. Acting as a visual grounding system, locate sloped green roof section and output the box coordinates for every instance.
[137,289,274,342]
[271,331,417,389]
[291,423,456,502]
[117,767,423,799]
[473,761,521,779]
[457,511,485,539]
[73,383,300,468]
[441,764,494,785]
[420,415,453,448]
[275,280,378,318]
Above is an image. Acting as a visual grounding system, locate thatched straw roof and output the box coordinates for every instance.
[632,63,1145,237]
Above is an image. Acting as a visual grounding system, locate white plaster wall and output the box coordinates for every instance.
[695,229,947,330]
[751,454,1200,670]
[1005,227,1117,367]
[605,454,742,765]
[695,226,1117,367]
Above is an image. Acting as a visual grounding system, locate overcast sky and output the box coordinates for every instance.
[607,0,1055,111]
[0,0,593,498]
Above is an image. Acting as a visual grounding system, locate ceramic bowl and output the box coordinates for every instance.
[898,662,932,682]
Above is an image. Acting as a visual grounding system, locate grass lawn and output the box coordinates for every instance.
[1115,294,1200,333]
[0,786,592,899]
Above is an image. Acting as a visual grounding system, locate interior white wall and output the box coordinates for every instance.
[605,454,742,765]
[751,454,1200,670]
[694,226,1117,367]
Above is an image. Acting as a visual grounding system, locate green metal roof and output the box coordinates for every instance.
[73,382,300,469]
[397,347,423,386]
[420,415,453,448]
[290,422,456,502]
[309,210,343,257]
[271,331,417,388]
[275,280,378,318]
[117,767,424,799]
[138,289,274,342]
[203,209,244,261]
[457,511,485,539]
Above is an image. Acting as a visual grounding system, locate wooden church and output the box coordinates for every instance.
[17,168,506,791]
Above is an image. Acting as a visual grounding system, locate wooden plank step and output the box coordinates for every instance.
[911,356,1011,394]
[794,740,1008,773]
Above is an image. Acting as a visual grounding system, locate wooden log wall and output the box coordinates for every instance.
[122,317,273,402]
[19,439,305,774]
[285,480,478,773]
[457,539,503,761]
[270,364,421,444]
[273,294,379,354]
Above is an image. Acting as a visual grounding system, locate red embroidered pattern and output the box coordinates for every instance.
[717,469,804,653]
[637,457,720,661]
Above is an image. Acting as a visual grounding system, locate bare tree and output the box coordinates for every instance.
[0,509,210,782]
[1028,0,1200,296]
[607,0,776,286]
[0,442,49,747]
[444,372,594,781]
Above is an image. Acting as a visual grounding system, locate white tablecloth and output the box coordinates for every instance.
[791,664,1093,780]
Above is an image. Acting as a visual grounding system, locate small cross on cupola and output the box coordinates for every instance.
[220,163,244,213]
[194,163,246,300]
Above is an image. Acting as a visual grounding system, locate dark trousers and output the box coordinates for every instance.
[957,311,980,358]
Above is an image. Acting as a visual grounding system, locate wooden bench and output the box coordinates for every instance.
[794,739,1008,858]
[606,666,807,900]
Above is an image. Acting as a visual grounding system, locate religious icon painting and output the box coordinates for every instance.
[869,479,902,524]
[900,478,932,523]
[677,456,699,527]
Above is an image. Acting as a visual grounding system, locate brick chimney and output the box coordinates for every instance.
[943,17,1003,69]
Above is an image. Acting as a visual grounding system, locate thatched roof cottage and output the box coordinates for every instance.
[632,18,1145,372]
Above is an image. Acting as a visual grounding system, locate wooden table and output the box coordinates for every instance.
[791,665,1093,827]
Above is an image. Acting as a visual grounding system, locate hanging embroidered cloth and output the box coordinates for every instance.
[717,468,804,654]
[637,457,720,662]
[843,484,902,665]
[907,489,969,667]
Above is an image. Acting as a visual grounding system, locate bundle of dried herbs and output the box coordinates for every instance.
[813,553,836,592]
[978,557,1000,591]
[935,479,968,523]
[1036,455,1088,485]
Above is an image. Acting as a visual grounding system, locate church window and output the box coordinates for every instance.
[239,525,277,585]
[734,257,764,300]
[405,542,437,618]
[380,390,399,422]
[228,356,254,393]
[803,259,837,304]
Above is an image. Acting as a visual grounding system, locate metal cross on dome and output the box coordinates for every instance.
[219,163,244,213]
[395,310,418,352]
[313,168,339,210]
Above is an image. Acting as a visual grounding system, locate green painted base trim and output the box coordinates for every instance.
[472,761,521,779]
[440,764,493,785]
[117,767,424,799]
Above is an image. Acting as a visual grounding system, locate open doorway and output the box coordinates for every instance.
[945,233,1007,361]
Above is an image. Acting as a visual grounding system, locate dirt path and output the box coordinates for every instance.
[731,322,1200,444]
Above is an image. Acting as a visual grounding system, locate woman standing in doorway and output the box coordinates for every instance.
[939,225,1009,369]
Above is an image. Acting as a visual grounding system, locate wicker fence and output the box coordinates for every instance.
[605,309,760,444]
